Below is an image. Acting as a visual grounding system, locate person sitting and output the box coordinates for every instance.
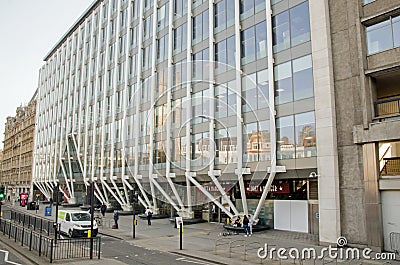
[233,216,241,227]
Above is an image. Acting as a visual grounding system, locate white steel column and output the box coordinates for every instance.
[254,0,279,220]
[109,0,128,208]
[134,0,154,208]
[187,175,233,219]
[208,0,239,216]
[185,0,193,214]
[234,0,248,215]
[150,0,184,210]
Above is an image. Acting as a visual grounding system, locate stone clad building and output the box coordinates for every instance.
[1,92,37,200]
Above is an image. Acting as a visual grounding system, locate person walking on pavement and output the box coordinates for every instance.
[100,203,107,217]
[248,215,254,236]
[113,210,119,229]
[243,215,249,237]
[145,207,153,225]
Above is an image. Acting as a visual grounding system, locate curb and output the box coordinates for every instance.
[169,251,229,265]
[98,231,124,240]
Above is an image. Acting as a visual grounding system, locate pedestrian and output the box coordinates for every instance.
[100,203,107,217]
[113,210,119,229]
[233,216,241,227]
[145,207,153,225]
[243,215,249,237]
[248,215,254,236]
[49,197,53,207]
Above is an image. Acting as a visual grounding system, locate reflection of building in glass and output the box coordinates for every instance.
[30,0,400,251]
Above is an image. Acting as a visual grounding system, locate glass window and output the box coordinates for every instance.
[192,52,203,81]
[290,2,311,47]
[215,39,227,73]
[274,62,292,104]
[202,48,210,81]
[241,27,256,64]
[255,0,265,14]
[243,122,258,162]
[363,0,376,4]
[255,21,267,59]
[393,16,400,47]
[215,85,227,118]
[366,19,393,54]
[258,120,270,161]
[277,115,294,160]
[158,4,169,31]
[174,26,182,54]
[191,133,203,166]
[192,91,203,124]
[240,0,254,20]
[215,0,227,32]
[295,112,316,158]
[216,128,228,164]
[203,10,209,41]
[226,0,235,27]
[293,55,313,100]
[193,13,203,44]
[257,69,269,109]
[242,73,257,112]
[273,11,290,52]
[227,80,237,115]
[227,36,236,68]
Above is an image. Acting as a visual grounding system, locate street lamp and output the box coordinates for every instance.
[89,180,95,259]
[54,182,60,244]
[129,189,138,238]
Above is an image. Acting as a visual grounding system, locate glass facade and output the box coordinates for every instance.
[34,0,316,212]
[366,16,400,55]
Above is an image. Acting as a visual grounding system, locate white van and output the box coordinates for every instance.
[58,210,98,238]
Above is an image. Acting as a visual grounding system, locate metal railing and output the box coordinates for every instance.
[52,237,101,261]
[374,98,400,119]
[215,237,262,263]
[381,157,400,176]
[3,209,56,236]
[0,218,101,263]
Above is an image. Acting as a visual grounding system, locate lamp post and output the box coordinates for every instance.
[129,189,138,238]
[89,181,95,259]
[54,183,59,244]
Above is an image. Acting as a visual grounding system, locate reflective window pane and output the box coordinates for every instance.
[290,2,311,47]
[274,62,292,104]
[366,20,393,54]
[277,116,294,160]
[293,55,313,100]
[295,112,316,158]
[256,21,267,59]
[273,11,290,52]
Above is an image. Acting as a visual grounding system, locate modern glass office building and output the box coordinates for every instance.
[33,0,358,246]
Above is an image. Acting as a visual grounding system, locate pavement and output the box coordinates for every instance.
[1,202,399,265]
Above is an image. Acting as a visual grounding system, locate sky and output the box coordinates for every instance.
[0,0,95,147]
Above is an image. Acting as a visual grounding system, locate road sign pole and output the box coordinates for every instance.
[180,223,183,250]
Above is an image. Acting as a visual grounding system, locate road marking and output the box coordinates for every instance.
[175,257,216,265]
[0,249,22,265]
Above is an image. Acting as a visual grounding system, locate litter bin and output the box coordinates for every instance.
[45,206,52,216]
[28,202,36,210]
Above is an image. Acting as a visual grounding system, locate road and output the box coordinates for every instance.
[0,240,30,265]
[100,236,218,265]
